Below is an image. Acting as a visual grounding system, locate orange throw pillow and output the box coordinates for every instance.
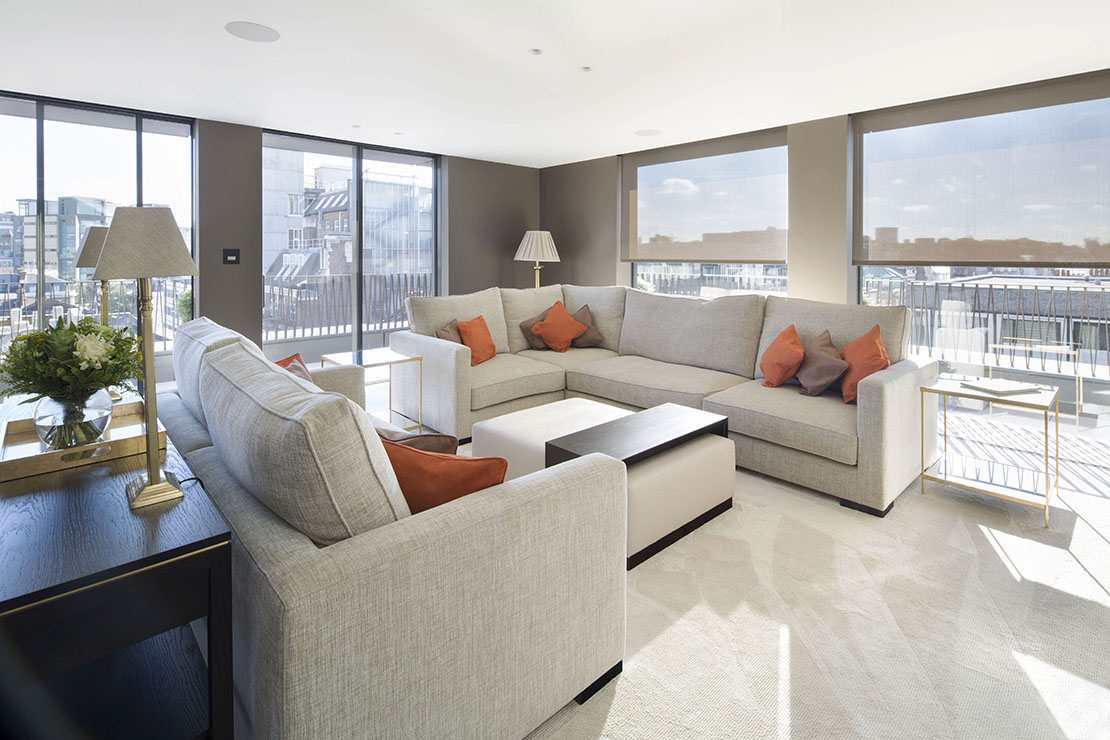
[457,315,496,366]
[382,439,508,514]
[840,325,890,404]
[530,300,587,352]
[276,353,315,384]
[760,325,805,387]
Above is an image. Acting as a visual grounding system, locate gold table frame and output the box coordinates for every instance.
[921,378,1059,527]
[321,347,422,432]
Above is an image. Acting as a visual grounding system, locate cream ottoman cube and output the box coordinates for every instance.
[472,398,735,568]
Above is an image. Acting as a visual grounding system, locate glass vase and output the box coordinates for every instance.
[33,388,114,449]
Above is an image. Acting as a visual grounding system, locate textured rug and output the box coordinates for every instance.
[526,464,1110,739]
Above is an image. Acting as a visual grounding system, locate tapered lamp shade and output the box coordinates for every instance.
[514,231,560,263]
[75,226,109,269]
[94,207,197,280]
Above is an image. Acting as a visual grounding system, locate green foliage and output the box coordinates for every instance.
[176,287,193,323]
[0,317,144,405]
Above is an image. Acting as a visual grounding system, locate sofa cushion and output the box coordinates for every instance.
[199,342,410,547]
[562,285,628,352]
[567,355,746,409]
[500,285,564,353]
[173,317,267,426]
[753,296,910,380]
[518,347,617,370]
[157,391,213,454]
[471,353,566,410]
[618,290,764,378]
[407,287,510,354]
[703,382,859,465]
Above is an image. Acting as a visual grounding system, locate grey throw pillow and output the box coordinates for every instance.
[570,304,603,348]
[797,330,849,396]
[435,319,463,344]
[519,307,552,350]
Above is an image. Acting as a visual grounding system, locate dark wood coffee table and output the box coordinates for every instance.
[545,403,731,568]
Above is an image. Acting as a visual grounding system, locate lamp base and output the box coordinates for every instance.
[127,473,183,510]
[533,260,542,289]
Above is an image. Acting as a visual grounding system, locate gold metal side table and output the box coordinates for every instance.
[321,347,422,431]
[921,378,1059,527]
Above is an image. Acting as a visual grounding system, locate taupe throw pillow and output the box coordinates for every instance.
[519,308,551,350]
[797,330,849,396]
[570,304,602,348]
[435,319,463,344]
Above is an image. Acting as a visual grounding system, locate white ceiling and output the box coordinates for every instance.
[2,1,1108,168]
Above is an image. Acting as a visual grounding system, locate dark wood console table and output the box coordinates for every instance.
[0,440,232,739]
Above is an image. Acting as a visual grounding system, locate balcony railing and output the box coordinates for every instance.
[862,277,1110,381]
[635,269,787,297]
[263,272,432,342]
[0,277,191,361]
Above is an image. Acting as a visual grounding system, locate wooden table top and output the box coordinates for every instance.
[0,442,230,612]
[546,402,728,467]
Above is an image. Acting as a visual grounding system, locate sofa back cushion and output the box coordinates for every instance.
[407,287,510,354]
[562,285,628,353]
[199,343,410,547]
[618,290,765,377]
[499,285,564,353]
[173,317,268,427]
[753,296,911,380]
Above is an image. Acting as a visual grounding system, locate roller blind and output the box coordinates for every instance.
[620,128,788,263]
[853,71,1110,267]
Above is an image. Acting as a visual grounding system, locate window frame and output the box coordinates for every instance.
[261,129,440,352]
[0,88,194,346]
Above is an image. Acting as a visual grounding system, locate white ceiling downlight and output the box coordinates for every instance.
[527,48,543,55]
[224,21,280,43]
[635,129,662,136]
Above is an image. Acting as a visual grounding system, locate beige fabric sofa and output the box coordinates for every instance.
[158,318,628,740]
[392,286,939,516]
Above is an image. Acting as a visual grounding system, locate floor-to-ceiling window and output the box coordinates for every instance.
[262,133,437,356]
[622,130,788,296]
[0,94,193,359]
[854,73,1110,426]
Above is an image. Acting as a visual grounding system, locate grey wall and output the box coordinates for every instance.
[441,156,540,294]
[195,119,263,343]
[539,156,626,286]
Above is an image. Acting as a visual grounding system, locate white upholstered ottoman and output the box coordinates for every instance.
[472,399,736,568]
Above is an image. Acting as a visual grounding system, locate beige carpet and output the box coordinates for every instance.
[526,460,1110,739]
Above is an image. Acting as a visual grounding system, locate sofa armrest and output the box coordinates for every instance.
[309,364,366,407]
[856,356,939,510]
[264,453,627,738]
[389,330,472,437]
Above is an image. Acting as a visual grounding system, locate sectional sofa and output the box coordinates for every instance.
[391,285,939,515]
[158,318,627,739]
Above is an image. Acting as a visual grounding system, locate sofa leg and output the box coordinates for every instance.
[839,498,895,518]
[574,661,622,705]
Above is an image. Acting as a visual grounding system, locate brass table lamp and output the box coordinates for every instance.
[94,207,198,510]
[75,225,111,325]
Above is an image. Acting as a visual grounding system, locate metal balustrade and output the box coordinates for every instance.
[862,277,1110,381]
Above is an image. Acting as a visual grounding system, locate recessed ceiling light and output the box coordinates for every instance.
[527,48,543,55]
[352,124,361,129]
[393,131,403,136]
[225,21,281,43]
[580,66,593,72]
[635,129,662,136]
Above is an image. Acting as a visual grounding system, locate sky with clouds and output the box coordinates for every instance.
[862,96,1110,246]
